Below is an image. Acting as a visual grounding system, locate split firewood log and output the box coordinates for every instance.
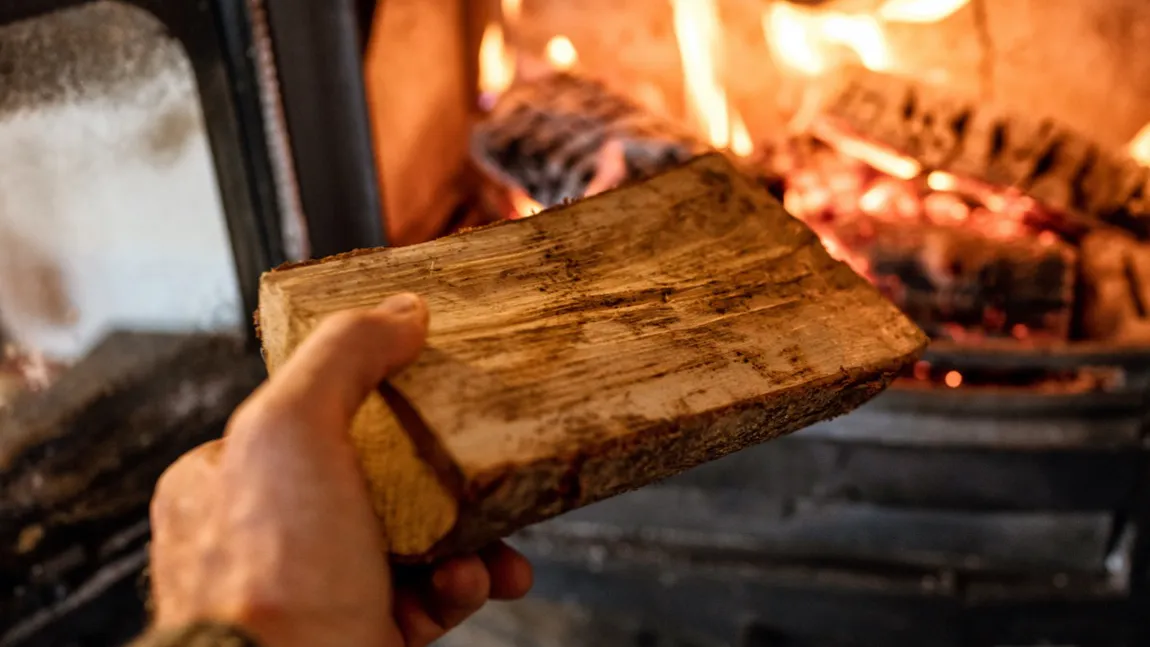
[257,154,927,562]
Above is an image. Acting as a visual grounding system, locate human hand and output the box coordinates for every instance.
[147,293,533,647]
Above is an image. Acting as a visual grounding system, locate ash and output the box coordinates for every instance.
[0,1,190,117]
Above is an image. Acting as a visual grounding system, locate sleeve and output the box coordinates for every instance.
[127,622,262,647]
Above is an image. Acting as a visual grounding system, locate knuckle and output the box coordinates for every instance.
[226,393,304,443]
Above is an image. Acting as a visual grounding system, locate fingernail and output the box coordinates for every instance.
[377,292,422,315]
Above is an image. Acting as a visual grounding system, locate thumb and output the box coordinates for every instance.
[236,292,430,440]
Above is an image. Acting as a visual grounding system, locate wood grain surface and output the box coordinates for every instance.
[258,153,927,560]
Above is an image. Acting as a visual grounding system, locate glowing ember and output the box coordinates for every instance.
[944,370,963,388]
[926,171,959,192]
[546,35,578,70]
[1129,121,1150,166]
[811,120,921,179]
[878,0,971,23]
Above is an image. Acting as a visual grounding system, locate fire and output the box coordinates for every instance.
[508,188,543,219]
[478,0,531,108]
[813,119,921,179]
[763,3,890,75]
[671,0,729,148]
[878,0,971,23]
[502,0,522,22]
[478,21,514,105]
[730,112,753,157]
[670,0,756,156]
[545,35,578,70]
[764,0,967,76]
[1129,121,1150,166]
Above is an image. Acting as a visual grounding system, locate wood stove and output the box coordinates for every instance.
[0,1,382,644]
[4,0,1150,645]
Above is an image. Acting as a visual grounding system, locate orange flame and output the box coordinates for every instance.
[670,0,755,156]
[730,112,754,157]
[508,188,543,219]
[878,0,971,23]
[763,3,890,75]
[1130,122,1150,166]
[764,0,965,77]
[478,0,525,106]
[545,35,578,70]
[502,0,522,22]
[671,0,729,148]
[478,21,514,101]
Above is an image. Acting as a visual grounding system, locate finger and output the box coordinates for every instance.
[479,542,534,600]
[393,556,490,647]
[234,292,428,442]
[394,588,448,647]
[428,554,490,622]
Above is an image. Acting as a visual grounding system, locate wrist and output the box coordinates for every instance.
[133,621,262,647]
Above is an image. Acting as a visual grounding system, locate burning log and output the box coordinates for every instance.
[819,68,1150,239]
[1079,229,1150,343]
[257,154,927,562]
[834,219,1078,342]
[471,72,706,207]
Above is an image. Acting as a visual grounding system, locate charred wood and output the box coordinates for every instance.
[471,72,706,207]
[820,68,1150,239]
[0,331,264,638]
[834,219,1078,341]
[1079,229,1150,343]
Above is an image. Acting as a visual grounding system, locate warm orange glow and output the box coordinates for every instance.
[763,3,890,75]
[813,120,922,179]
[859,183,895,213]
[508,188,543,219]
[730,110,754,157]
[879,0,971,23]
[1129,122,1150,166]
[546,35,578,70]
[478,21,514,102]
[670,0,756,155]
[926,171,959,192]
[764,4,826,75]
[585,139,628,197]
[671,0,730,148]
[913,360,931,381]
[944,370,963,388]
[502,0,523,22]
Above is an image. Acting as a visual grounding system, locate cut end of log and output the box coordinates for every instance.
[259,153,927,561]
